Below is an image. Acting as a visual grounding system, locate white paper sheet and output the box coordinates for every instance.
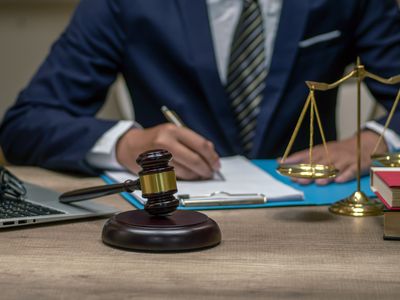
[105,156,303,204]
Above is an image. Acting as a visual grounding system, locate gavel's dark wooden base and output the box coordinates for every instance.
[102,210,221,252]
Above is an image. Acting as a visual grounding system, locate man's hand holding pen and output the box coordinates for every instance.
[116,124,221,180]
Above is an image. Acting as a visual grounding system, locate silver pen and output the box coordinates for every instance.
[161,106,185,127]
[161,105,225,181]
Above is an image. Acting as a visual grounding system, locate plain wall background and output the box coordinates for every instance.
[0,0,394,141]
[0,0,122,122]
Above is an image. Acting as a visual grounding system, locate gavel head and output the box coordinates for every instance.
[136,149,179,216]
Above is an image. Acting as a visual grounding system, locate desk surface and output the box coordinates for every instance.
[1,167,400,299]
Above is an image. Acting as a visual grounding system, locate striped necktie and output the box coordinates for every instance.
[226,0,266,155]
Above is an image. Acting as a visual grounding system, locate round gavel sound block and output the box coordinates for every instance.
[102,149,221,252]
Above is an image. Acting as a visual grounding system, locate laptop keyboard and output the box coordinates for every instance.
[0,199,65,219]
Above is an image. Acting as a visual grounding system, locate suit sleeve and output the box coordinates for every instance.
[354,0,400,136]
[0,0,126,174]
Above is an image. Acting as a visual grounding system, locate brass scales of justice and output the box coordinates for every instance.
[277,57,400,217]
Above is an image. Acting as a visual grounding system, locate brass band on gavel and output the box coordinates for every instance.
[139,170,177,195]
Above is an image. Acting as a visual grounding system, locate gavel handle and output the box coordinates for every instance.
[59,179,140,203]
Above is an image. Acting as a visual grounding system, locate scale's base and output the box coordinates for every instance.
[277,163,338,179]
[102,210,221,252]
[329,191,383,217]
[371,153,400,167]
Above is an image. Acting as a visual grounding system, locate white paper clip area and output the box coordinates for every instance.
[177,191,267,207]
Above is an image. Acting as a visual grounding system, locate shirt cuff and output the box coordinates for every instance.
[86,120,141,170]
[364,121,400,152]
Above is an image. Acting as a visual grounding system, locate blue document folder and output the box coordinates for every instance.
[101,159,374,210]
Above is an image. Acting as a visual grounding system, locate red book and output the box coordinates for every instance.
[375,171,400,188]
[370,168,400,209]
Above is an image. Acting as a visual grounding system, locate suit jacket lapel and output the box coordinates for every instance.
[252,0,310,157]
[177,0,241,154]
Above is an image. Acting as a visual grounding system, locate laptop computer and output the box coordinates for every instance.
[0,170,119,228]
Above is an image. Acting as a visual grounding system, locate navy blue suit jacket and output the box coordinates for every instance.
[1,0,400,174]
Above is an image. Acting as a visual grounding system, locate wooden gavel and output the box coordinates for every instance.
[59,149,180,216]
[60,149,221,252]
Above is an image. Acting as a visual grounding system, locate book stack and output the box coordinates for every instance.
[370,167,400,240]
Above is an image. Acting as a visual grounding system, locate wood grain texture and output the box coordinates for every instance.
[1,167,400,299]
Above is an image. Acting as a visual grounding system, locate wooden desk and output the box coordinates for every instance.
[1,167,399,299]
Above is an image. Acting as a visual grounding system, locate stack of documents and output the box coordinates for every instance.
[105,156,303,207]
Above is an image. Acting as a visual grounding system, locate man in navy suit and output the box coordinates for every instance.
[0,0,399,183]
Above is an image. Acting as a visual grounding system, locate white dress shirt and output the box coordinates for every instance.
[86,0,400,170]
